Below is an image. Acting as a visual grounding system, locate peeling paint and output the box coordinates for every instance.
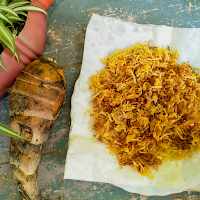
[86,7,101,16]
[188,1,193,12]
[42,187,53,199]
[0,149,9,159]
[142,8,159,14]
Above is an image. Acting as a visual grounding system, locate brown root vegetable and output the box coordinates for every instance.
[9,57,66,200]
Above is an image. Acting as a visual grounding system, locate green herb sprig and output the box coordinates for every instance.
[0,0,47,70]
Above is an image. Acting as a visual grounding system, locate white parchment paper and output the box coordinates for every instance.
[64,14,200,193]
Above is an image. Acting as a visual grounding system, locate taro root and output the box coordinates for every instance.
[9,57,66,199]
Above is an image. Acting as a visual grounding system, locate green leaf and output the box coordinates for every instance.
[0,21,19,63]
[0,34,18,58]
[13,11,29,18]
[13,5,47,15]
[0,5,19,17]
[0,20,15,50]
[0,55,7,70]
[0,11,14,27]
[6,13,24,22]
[8,1,30,9]
[0,0,8,7]
[0,123,28,140]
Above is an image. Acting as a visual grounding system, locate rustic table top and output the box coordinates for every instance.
[1,0,200,199]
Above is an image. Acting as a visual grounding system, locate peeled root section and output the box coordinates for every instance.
[11,164,40,200]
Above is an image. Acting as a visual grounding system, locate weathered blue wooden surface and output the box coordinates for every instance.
[1,0,200,199]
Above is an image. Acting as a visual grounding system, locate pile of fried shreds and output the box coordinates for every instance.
[89,42,200,179]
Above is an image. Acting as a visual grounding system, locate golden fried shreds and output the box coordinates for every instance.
[89,42,200,178]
